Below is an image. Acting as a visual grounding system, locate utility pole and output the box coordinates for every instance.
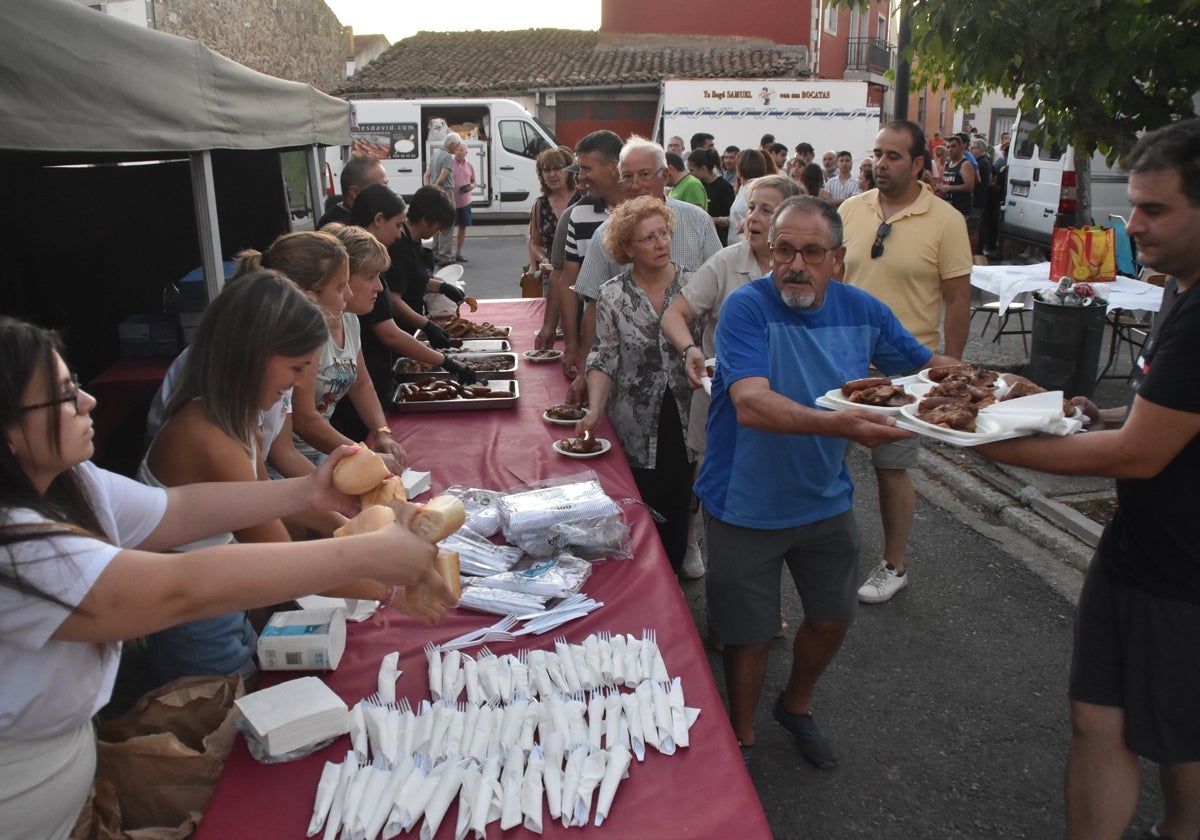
[893,5,911,120]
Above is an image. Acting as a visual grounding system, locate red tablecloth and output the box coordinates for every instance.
[196,299,769,839]
[85,355,174,459]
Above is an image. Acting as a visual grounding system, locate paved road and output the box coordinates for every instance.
[460,229,1163,839]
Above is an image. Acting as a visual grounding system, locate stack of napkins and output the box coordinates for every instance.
[401,468,432,498]
[295,595,378,622]
[257,606,346,670]
[980,391,1084,436]
[235,676,349,758]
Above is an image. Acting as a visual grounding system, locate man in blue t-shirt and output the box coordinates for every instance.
[695,196,957,769]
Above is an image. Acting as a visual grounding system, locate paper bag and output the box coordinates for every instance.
[94,675,243,833]
[1050,226,1116,281]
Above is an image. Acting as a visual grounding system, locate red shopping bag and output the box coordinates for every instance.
[1050,226,1117,281]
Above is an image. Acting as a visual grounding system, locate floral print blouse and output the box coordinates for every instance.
[586,266,697,469]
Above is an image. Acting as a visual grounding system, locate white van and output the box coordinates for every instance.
[325,98,557,221]
[1001,109,1131,251]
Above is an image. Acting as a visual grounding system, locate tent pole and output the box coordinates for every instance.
[306,146,326,227]
[190,151,224,301]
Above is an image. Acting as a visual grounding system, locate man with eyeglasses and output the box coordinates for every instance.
[838,120,973,604]
[695,195,957,769]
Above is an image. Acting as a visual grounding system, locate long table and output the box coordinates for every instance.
[196,299,771,839]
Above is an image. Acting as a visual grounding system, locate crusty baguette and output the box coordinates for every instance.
[360,475,406,508]
[332,504,396,538]
[409,495,467,543]
[332,445,390,496]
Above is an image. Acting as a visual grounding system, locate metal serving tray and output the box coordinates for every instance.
[391,379,519,412]
[393,352,518,380]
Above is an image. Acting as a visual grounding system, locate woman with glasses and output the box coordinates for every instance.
[576,195,697,574]
[0,316,452,839]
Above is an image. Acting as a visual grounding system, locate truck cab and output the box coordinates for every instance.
[326,98,556,221]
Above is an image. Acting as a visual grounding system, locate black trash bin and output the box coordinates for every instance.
[1028,299,1106,398]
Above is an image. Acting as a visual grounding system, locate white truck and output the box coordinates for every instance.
[324,98,557,221]
[656,79,881,161]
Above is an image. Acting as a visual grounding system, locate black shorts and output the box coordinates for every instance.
[1069,559,1200,764]
[456,205,472,227]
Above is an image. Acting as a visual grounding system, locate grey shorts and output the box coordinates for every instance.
[870,434,921,470]
[1070,560,1200,764]
[704,508,860,644]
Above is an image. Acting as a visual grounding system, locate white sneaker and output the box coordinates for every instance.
[681,543,705,579]
[858,561,907,603]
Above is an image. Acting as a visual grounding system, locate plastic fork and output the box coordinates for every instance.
[439,613,520,651]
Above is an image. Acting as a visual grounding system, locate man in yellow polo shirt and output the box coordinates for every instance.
[838,120,973,603]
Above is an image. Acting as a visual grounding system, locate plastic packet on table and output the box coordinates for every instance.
[233,716,339,764]
[441,485,504,538]
[469,553,592,599]
[497,478,620,543]
[438,526,525,577]
[458,585,550,616]
[545,512,632,561]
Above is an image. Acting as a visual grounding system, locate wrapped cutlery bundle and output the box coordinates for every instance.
[305,630,700,838]
[441,485,505,537]
[437,526,524,577]
[468,553,592,599]
[496,479,623,558]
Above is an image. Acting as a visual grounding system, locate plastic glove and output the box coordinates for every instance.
[438,282,466,304]
[441,355,478,385]
[423,319,452,349]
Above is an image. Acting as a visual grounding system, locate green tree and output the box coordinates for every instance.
[886,0,1200,223]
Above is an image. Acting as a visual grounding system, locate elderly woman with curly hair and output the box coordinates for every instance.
[576,195,697,574]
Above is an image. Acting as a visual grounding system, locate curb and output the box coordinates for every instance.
[917,446,1096,574]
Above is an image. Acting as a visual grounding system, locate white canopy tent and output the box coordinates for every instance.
[0,0,349,300]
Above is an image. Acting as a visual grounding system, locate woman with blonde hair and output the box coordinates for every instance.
[236,231,408,474]
[577,195,696,574]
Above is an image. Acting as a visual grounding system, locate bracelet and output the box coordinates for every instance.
[374,426,393,437]
[382,583,399,609]
[680,343,698,357]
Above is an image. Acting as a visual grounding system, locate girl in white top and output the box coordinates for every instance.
[0,316,455,839]
[234,232,408,472]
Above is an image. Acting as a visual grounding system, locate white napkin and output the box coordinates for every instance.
[541,731,566,820]
[509,654,530,698]
[545,693,571,744]
[455,768,479,840]
[347,703,368,761]
[499,697,528,748]
[427,647,443,702]
[520,697,541,753]
[593,745,632,827]
[428,700,455,762]
[397,703,417,759]
[441,650,463,703]
[609,634,627,685]
[420,760,466,840]
[635,680,660,751]
[364,756,414,840]
[623,635,643,686]
[572,748,608,827]
[669,677,690,748]
[476,649,500,702]
[235,676,349,758]
[306,760,341,837]
[466,703,495,762]
[522,744,546,834]
[463,655,483,706]
[587,690,606,750]
[444,702,467,759]
[596,635,615,684]
[499,744,525,830]
[981,390,1084,436]
[494,655,513,703]
[320,755,356,840]
[377,651,401,708]
[410,699,434,757]
[527,649,555,697]
[565,694,589,749]
[573,642,597,691]
[559,745,588,828]
[296,595,378,622]
[339,761,376,839]
[603,690,626,751]
[385,756,429,838]
[554,640,582,693]
[651,680,676,755]
[621,691,645,761]
[469,755,502,839]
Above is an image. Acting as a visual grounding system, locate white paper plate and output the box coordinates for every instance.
[821,386,917,415]
[542,409,583,426]
[434,264,464,284]
[898,403,1002,438]
[523,349,564,362]
[552,438,612,458]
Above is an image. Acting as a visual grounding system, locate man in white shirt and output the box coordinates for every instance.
[825,151,862,205]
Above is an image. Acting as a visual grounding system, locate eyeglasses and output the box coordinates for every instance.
[870,222,892,259]
[636,230,671,247]
[541,166,565,174]
[770,241,832,266]
[19,373,82,414]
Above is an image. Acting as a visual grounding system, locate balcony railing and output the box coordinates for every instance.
[846,37,893,76]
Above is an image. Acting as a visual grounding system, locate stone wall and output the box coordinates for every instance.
[151,0,345,91]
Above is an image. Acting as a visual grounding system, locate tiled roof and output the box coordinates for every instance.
[334,29,809,97]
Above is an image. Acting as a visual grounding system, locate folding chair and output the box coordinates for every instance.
[1097,215,1150,381]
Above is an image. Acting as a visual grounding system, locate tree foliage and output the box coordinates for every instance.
[894,0,1200,160]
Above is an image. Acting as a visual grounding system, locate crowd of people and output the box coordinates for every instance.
[2,113,1197,840]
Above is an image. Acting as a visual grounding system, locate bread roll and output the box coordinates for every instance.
[360,475,406,507]
[409,495,466,543]
[332,445,389,496]
[332,504,396,538]
[406,549,461,609]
